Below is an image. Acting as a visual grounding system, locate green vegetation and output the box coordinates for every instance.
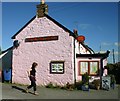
[106,62,120,84]
[0,46,1,55]
[45,82,62,89]
[93,79,100,90]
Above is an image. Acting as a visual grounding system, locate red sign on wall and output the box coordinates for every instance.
[25,36,58,42]
[76,35,85,42]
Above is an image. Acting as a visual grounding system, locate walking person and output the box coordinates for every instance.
[111,75,116,89]
[26,62,38,95]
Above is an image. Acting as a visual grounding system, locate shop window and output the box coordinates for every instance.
[90,62,99,75]
[79,62,88,75]
[50,61,64,74]
[79,61,99,76]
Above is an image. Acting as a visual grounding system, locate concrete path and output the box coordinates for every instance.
[1,83,119,100]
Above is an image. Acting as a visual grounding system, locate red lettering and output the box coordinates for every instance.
[25,36,58,42]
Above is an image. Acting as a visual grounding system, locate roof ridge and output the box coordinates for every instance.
[11,14,75,39]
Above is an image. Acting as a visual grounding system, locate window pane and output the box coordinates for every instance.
[90,62,98,75]
[58,64,63,72]
[50,62,64,74]
[51,64,57,72]
[80,62,88,75]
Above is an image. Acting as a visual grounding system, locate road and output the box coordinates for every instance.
[1,82,119,100]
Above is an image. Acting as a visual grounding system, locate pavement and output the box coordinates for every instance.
[1,82,120,100]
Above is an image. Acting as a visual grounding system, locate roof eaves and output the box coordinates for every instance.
[44,14,75,37]
[2,46,13,54]
[85,45,95,54]
[76,51,110,58]
[80,42,95,54]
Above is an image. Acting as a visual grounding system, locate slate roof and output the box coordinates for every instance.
[1,46,13,54]
[76,50,110,59]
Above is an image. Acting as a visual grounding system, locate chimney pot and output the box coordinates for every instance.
[73,29,78,38]
[41,0,45,4]
[73,29,78,34]
[36,0,48,18]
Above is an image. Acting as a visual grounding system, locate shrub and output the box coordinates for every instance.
[45,82,54,88]
[54,83,62,89]
[75,81,83,90]
[45,82,64,89]
[107,63,120,84]
[65,82,75,90]
[93,79,100,90]
[82,72,89,85]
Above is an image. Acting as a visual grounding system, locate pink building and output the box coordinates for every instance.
[11,2,110,86]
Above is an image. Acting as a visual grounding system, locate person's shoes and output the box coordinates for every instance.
[25,88,29,93]
[34,91,38,95]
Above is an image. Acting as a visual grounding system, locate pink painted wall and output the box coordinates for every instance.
[12,17,74,86]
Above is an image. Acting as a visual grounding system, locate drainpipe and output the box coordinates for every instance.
[73,29,77,86]
[100,58,104,89]
[73,37,76,86]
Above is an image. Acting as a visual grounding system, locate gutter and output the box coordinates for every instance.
[73,29,78,86]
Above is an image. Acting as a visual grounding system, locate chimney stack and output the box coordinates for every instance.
[36,0,48,18]
[73,29,78,38]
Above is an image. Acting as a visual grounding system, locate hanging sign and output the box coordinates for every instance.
[76,35,85,42]
[25,36,58,42]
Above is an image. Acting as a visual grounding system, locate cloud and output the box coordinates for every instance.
[97,26,103,31]
[114,42,120,47]
[79,24,92,30]
[101,42,120,47]
[101,42,112,46]
[114,51,120,55]
[111,51,120,55]
[79,24,103,31]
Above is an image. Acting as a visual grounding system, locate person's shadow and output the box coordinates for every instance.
[12,85,26,93]
[12,85,35,95]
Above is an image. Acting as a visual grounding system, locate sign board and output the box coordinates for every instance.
[25,36,58,42]
[76,35,85,42]
[102,76,111,90]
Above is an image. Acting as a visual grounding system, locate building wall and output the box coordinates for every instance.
[103,58,108,68]
[0,49,12,82]
[75,42,91,82]
[12,17,74,86]
[75,42,90,54]
[79,44,90,54]
[0,50,12,70]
